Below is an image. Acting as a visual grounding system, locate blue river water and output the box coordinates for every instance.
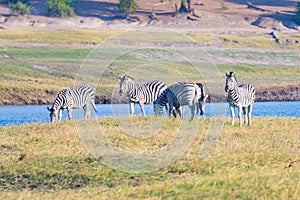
[0,101,299,126]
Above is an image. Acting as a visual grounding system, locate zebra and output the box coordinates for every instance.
[225,72,255,127]
[153,82,201,120]
[47,84,97,123]
[175,82,209,119]
[119,75,167,117]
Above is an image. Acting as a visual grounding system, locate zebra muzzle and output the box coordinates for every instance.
[225,86,228,92]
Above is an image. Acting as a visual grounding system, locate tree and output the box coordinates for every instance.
[9,0,31,15]
[119,0,137,18]
[47,0,75,17]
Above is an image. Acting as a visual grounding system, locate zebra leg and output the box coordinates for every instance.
[129,102,134,116]
[189,104,196,121]
[177,106,182,118]
[84,105,91,118]
[168,102,174,117]
[242,107,247,124]
[181,106,185,118]
[139,102,146,117]
[248,104,253,126]
[238,106,243,127]
[58,109,63,122]
[229,105,235,126]
[67,106,73,121]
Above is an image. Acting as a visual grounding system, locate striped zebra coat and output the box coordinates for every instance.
[47,84,97,122]
[225,72,255,127]
[173,82,209,119]
[153,82,201,120]
[119,75,167,116]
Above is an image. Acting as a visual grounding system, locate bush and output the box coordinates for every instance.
[119,0,137,18]
[47,0,75,17]
[0,0,27,4]
[9,1,31,15]
[295,2,300,25]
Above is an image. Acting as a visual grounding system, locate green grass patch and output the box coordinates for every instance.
[0,28,119,45]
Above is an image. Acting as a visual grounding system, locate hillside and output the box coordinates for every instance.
[0,0,299,35]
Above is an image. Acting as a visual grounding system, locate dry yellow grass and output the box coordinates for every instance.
[1,117,299,199]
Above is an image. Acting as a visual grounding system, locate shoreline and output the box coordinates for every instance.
[1,85,299,105]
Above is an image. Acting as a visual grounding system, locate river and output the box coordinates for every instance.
[0,101,299,126]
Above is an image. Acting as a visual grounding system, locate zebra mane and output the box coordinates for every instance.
[229,72,235,77]
[122,75,135,81]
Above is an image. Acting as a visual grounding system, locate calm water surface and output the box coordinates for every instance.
[0,101,299,126]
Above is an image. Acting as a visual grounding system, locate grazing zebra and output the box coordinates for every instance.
[47,84,97,123]
[225,72,255,127]
[119,75,167,116]
[196,82,209,119]
[173,82,209,119]
[153,82,201,120]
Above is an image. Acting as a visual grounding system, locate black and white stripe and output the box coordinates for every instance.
[119,75,167,116]
[47,84,97,122]
[225,72,255,127]
[153,82,201,120]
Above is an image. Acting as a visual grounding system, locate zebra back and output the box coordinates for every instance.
[52,84,96,110]
[154,82,200,114]
[119,75,167,104]
[168,82,200,106]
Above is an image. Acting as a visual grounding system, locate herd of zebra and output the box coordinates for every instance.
[47,71,255,127]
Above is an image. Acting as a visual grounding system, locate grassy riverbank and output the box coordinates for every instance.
[1,117,299,199]
[0,28,300,105]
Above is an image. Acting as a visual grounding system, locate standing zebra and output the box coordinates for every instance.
[47,84,97,123]
[225,72,255,127]
[153,82,201,120]
[119,75,167,117]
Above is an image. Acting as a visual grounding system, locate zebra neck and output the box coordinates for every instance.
[126,82,139,97]
[228,87,240,104]
[156,93,168,107]
[53,100,63,110]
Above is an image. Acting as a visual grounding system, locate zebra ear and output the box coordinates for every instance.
[118,75,122,81]
[230,72,236,77]
[225,72,230,77]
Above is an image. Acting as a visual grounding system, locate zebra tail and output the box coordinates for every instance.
[92,100,97,113]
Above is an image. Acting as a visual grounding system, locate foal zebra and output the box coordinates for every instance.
[119,75,167,116]
[225,72,255,127]
[153,82,201,120]
[47,84,97,123]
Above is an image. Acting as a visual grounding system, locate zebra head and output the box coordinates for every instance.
[153,100,164,116]
[47,106,57,123]
[198,93,209,117]
[119,75,135,95]
[225,72,237,92]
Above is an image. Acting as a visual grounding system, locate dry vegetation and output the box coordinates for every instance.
[1,117,299,199]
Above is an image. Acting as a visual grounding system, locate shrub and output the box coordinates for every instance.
[47,0,75,17]
[0,0,27,4]
[9,0,31,15]
[119,0,137,18]
[295,2,300,25]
